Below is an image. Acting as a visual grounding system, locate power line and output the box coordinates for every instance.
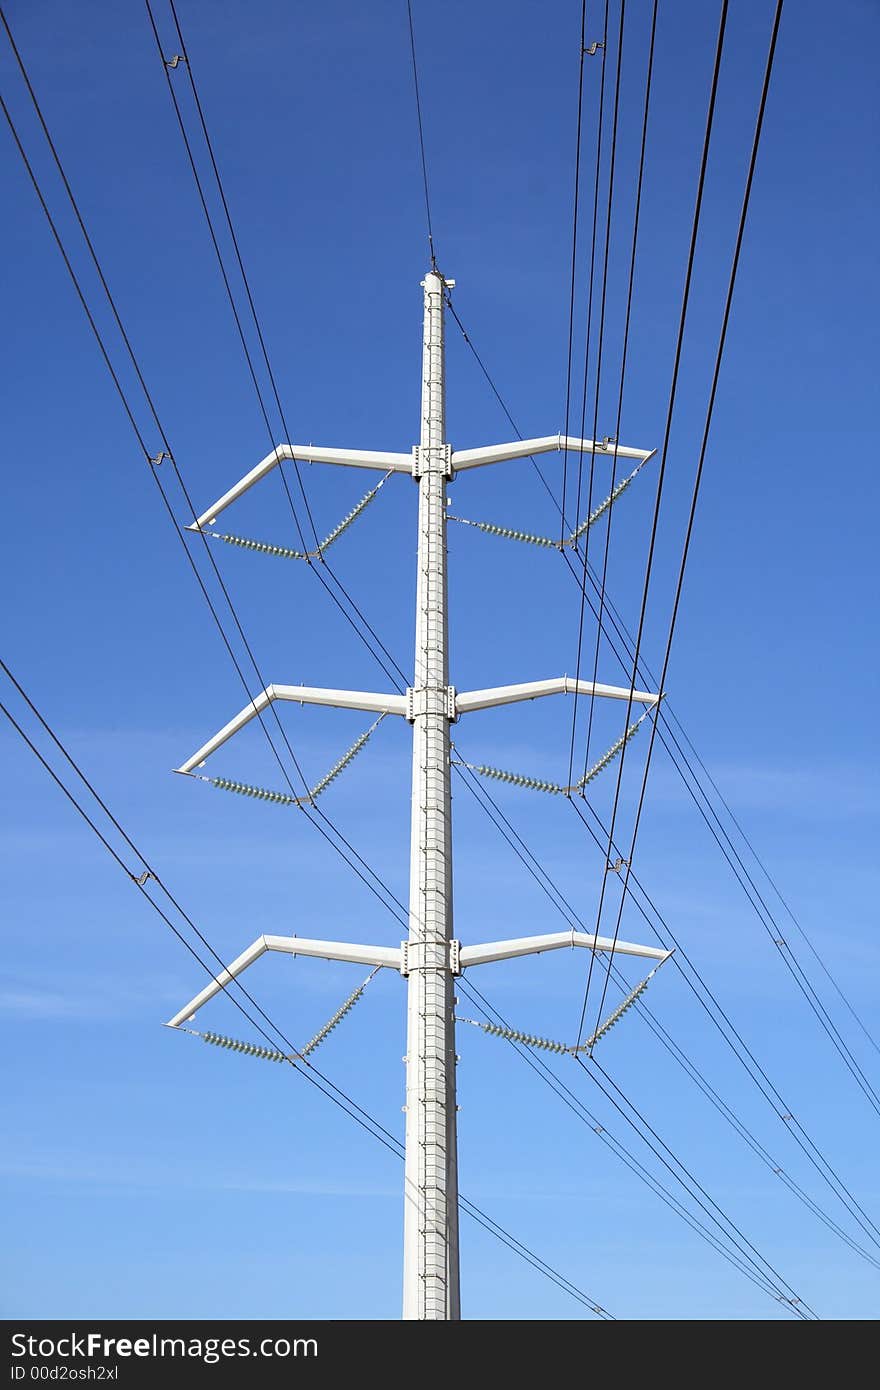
[456,981,794,1309]
[0,665,411,1163]
[627,984,880,1268]
[574,1049,817,1316]
[452,753,880,1271]
[161,1,414,697]
[0,97,297,796]
[576,0,731,1047]
[670,713,880,1060]
[573,540,880,1094]
[559,0,590,544]
[567,0,611,549]
[0,26,408,930]
[145,0,410,697]
[567,0,625,786]
[143,24,850,1273]
[445,280,880,1186]
[6,0,867,1312]
[455,1195,615,1317]
[587,0,851,1054]
[569,788,880,1250]
[557,11,877,1131]
[457,976,815,1317]
[0,664,612,1320]
[411,0,880,1286]
[511,423,880,1114]
[577,0,658,788]
[164,0,322,551]
[405,0,436,266]
[650,708,880,1120]
[5,24,611,1301]
[7,0,411,949]
[2,3,411,934]
[142,0,315,552]
[0,17,310,786]
[0,692,400,1154]
[443,288,880,1254]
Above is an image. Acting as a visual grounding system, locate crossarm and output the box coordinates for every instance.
[176,683,407,774]
[166,933,403,1028]
[455,677,658,715]
[187,443,412,531]
[459,931,671,968]
[166,935,268,1029]
[451,435,653,473]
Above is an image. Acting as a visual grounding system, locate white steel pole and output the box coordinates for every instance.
[402,269,460,1320]
[167,267,663,1320]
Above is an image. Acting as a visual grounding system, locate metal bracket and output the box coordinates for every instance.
[584,41,605,55]
[406,686,457,722]
[164,54,187,69]
[412,443,452,480]
[150,451,172,466]
[400,940,462,977]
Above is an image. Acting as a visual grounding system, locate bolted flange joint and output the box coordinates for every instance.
[400,940,462,977]
[406,686,457,722]
[412,443,453,480]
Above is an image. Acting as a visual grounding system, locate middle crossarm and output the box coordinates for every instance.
[455,677,658,714]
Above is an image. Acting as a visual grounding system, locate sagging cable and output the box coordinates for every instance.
[453,707,651,798]
[199,471,392,561]
[448,455,653,552]
[187,715,385,808]
[300,969,379,1059]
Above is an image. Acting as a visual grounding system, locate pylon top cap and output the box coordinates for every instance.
[423,269,454,288]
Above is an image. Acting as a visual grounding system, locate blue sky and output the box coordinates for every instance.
[1,0,878,1320]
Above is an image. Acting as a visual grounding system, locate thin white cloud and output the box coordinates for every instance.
[0,1152,396,1200]
[0,975,186,1020]
[0,989,94,1020]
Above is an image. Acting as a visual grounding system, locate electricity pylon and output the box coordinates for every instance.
[167,269,665,1320]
